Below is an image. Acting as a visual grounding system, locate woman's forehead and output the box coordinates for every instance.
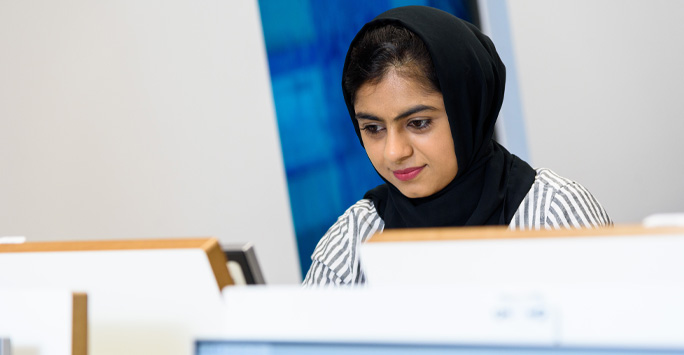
[355,67,439,103]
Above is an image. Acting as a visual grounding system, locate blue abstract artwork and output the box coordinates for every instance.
[257,0,478,279]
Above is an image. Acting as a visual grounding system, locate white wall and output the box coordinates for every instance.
[488,0,684,223]
[0,1,301,283]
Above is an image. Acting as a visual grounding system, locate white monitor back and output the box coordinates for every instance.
[0,290,86,355]
[207,284,684,351]
[0,238,230,355]
[361,226,684,287]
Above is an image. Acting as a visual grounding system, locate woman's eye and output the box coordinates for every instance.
[361,125,384,135]
[409,119,431,130]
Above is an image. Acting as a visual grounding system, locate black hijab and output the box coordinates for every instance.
[342,6,536,228]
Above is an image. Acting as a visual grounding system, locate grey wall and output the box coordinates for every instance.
[485,0,684,223]
[0,1,301,283]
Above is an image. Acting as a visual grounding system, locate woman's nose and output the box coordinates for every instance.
[384,129,413,163]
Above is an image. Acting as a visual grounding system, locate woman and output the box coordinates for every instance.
[303,6,611,286]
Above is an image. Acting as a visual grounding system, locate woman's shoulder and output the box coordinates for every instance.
[303,199,384,286]
[533,168,579,190]
[532,168,606,203]
[341,198,379,219]
[511,168,612,229]
[320,198,384,245]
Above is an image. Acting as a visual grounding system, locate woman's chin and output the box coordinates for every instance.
[397,187,431,199]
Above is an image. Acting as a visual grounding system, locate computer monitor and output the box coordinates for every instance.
[196,340,683,354]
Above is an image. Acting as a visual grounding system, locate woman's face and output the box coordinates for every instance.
[355,69,458,198]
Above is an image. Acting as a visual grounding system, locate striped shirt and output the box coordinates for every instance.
[303,168,612,287]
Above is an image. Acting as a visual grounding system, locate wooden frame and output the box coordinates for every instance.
[0,238,233,290]
[369,225,684,243]
[72,292,88,355]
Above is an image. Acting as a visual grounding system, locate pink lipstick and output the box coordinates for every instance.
[393,166,425,181]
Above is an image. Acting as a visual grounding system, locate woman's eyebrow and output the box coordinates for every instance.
[394,105,437,121]
[355,104,437,122]
[355,112,381,121]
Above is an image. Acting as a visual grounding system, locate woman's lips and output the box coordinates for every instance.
[393,166,425,181]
